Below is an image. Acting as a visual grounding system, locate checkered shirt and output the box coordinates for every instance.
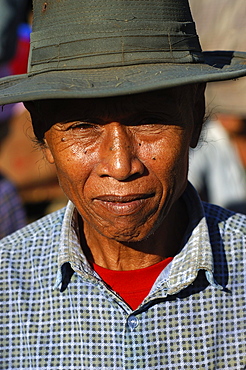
[0,183,245,369]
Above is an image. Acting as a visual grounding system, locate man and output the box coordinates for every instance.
[0,0,245,369]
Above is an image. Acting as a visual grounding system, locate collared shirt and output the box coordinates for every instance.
[0,183,245,369]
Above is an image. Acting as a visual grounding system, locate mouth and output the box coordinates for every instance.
[93,193,154,215]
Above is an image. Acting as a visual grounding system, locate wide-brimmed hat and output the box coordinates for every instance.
[0,0,246,105]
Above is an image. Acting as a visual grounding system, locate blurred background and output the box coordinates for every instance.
[189,0,246,214]
[0,0,67,238]
[0,0,245,239]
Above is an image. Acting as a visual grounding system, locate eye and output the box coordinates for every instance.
[133,117,170,132]
[60,120,102,139]
[139,120,164,128]
[68,121,97,130]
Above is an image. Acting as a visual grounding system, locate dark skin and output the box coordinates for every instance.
[25,84,205,270]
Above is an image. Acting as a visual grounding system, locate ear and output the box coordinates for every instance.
[190,83,206,148]
[42,139,55,164]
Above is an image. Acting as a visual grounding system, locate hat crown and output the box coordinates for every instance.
[34,0,194,26]
[29,0,203,74]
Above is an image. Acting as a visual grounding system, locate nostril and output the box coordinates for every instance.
[98,154,145,181]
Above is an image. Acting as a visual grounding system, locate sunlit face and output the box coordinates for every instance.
[41,87,202,243]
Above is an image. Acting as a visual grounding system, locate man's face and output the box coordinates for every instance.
[42,87,202,243]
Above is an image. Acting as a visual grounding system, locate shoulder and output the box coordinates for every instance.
[203,201,246,235]
[203,202,246,267]
[0,207,67,304]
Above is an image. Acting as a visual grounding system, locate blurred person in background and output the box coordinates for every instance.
[0,0,30,236]
[0,0,31,66]
[0,0,67,224]
[0,0,29,237]
[0,102,67,223]
[0,172,26,238]
[0,102,26,238]
[189,0,246,213]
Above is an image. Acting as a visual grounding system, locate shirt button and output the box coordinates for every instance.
[127,315,139,329]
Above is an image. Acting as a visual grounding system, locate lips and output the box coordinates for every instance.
[93,193,154,215]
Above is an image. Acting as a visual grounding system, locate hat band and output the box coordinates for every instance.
[28,21,203,74]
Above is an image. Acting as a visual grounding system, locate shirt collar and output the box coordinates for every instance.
[54,182,223,293]
[54,201,95,290]
[151,182,223,296]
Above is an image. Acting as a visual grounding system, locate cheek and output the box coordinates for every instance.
[141,134,189,177]
[144,137,190,210]
[45,138,96,197]
[55,151,93,184]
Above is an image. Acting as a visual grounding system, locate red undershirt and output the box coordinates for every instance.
[92,257,173,310]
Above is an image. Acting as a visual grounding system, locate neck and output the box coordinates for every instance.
[80,197,188,271]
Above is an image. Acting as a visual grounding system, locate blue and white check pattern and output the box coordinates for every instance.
[1,183,245,369]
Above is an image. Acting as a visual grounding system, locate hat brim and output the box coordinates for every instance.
[0,51,246,104]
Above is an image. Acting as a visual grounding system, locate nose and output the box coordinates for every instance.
[96,123,145,181]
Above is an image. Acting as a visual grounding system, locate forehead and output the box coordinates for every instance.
[36,85,195,122]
